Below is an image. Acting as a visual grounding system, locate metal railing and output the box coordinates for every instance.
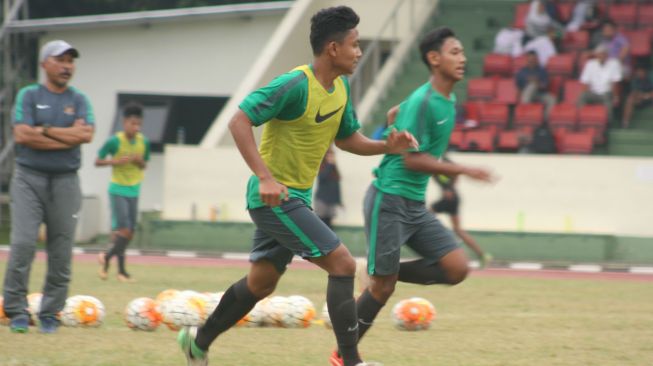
[349,0,421,107]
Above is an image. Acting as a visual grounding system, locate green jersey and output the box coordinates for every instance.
[373,82,456,201]
[239,65,360,209]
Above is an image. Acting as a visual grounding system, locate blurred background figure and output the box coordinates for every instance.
[516,50,556,119]
[314,146,342,229]
[622,66,653,129]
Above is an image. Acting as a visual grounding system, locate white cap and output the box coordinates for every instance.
[40,40,79,62]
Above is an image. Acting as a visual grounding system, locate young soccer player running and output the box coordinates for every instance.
[177,6,416,366]
[96,103,150,282]
[329,27,495,366]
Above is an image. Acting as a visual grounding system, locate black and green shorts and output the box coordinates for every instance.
[248,198,340,273]
[363,185,459,276]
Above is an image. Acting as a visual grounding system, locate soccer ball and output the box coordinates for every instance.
[282,295,316,328]
[0,296,9,326]
[155,289,180,304]
[155,289,182,330]
[61,295,105,327]
[261,296,291,327]
[321,302,332,329]
[236,298,266,328]
[160,295,205,329]
[202,291,223,317]
[391,297,436,331]
[124,297,163,331]
[27,292,43,324]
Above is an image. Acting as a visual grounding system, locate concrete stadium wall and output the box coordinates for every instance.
[39,12,284,233]
[163,145,653,237]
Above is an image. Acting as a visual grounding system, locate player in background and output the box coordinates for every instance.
[177,6,416,366]
[96,103,150,282]
[330,27,495,365]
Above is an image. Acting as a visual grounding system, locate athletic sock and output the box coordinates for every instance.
[356,289,385,341]
[114,236,129,274]
[195,277,260,351]
[327,275,361,366]
[398,258,450,285]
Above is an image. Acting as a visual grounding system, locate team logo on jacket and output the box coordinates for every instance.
[63,105,75,115]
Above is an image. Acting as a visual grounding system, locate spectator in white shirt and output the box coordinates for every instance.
[578,44,622,122]
[524,27,558,67]
[526,0,562,39]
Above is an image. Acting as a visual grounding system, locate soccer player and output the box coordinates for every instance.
[177,6,416,366]
[330,27,495,365]
[96,103,150,282]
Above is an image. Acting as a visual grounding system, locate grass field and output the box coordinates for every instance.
[1,257,652,366]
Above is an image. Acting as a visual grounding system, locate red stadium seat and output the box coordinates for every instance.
[548,75,565,100]
[623,30,652,58]
[514,103,545,128]
[513,3,530,29]
[478,103,510,128]
[483,54,513,77]
[449,130,463,149]
[494,78,519,105]
[608,4,637,28]
[461,129,495,152]
[467,78,497,101]
[546,53,576,78]
[563,80,585,105]
[549,104,578,131]
[512,54,529,75]
[562,31,589,52]
[578,105,608,144]
[497,130,520,151]
[557,3,574,23]
[638,5,653,28]
[559,131,594,154]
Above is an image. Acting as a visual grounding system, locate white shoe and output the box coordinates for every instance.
[355,258,372,293]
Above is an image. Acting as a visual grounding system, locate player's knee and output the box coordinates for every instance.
[249,279,277,298]
[371,279,396,301]
[446,266,469,285]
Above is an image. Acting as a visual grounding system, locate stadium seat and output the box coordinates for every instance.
[559,131,594,154]
[578,105,608,144]
[512,54,529,75]
[514,103,545,128]
[467,78,497,101]
[549,104,578,131]
[577,51,593,75]
[494,78,519,105]
[449,130,463,149]
[608,4,637,28]
[548,75,565,100]
[562,31,589,52]
[461,129,495,152]
[546,53,576,78]
[497,130,520,151]
[638,5,653,28]
[483,54,513,77]
[463,101,482,122]
[623,30,652,58]
[563,80,585,105]
[513,2,530,29]
[557,3,574,23]
[478,102,510,128]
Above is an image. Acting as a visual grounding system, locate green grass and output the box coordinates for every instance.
[1,259,652,366]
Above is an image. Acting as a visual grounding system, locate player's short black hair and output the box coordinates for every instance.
[310,6,360,55]
[123,102,143,119]
[419,27,457,68]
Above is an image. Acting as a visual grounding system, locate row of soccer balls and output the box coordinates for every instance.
[0,290,436,332]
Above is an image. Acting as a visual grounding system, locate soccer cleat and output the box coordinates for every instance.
[178,326,208,366]
[329,349,344,366]
[117,273,135,283]
[38,316,60,334]
[355,258,371,293]
[97,253,108,280]
[9,315,29,333]
[480,253,493,269]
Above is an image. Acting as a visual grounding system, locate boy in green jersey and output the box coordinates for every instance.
[177,6,416,366]
[330,27,495,365]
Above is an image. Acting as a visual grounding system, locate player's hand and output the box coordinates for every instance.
[461,166,496,183]
[259,176,289,207]
[385,128,418,154]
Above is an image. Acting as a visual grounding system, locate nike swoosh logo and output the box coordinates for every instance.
[347,323,359,332]
[436,119,447,125]
[36,104,51,109]
[315,106,343,123]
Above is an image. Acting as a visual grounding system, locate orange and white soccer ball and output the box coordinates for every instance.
[61,295,105,327]
[283,295,316,328]
[125,297,163,331]
[321,302,332,329]
[27,292,43,324]
[0,296,9,326]
[236,297,266,328]
[391,297,436,331]
[160,294,206,329]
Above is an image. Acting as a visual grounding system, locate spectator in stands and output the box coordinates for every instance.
[578,44,622,122]
[314,146,342,229]
[493,27,525,57]
[622,66,653,128]
[599,20,630,77]
[566,0,601,33]
[524,26,559,68]
[515,51,556,118]
[525,0,562,40]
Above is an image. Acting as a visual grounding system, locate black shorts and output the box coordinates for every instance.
[430,195,459,216]
[248,198,341,273]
